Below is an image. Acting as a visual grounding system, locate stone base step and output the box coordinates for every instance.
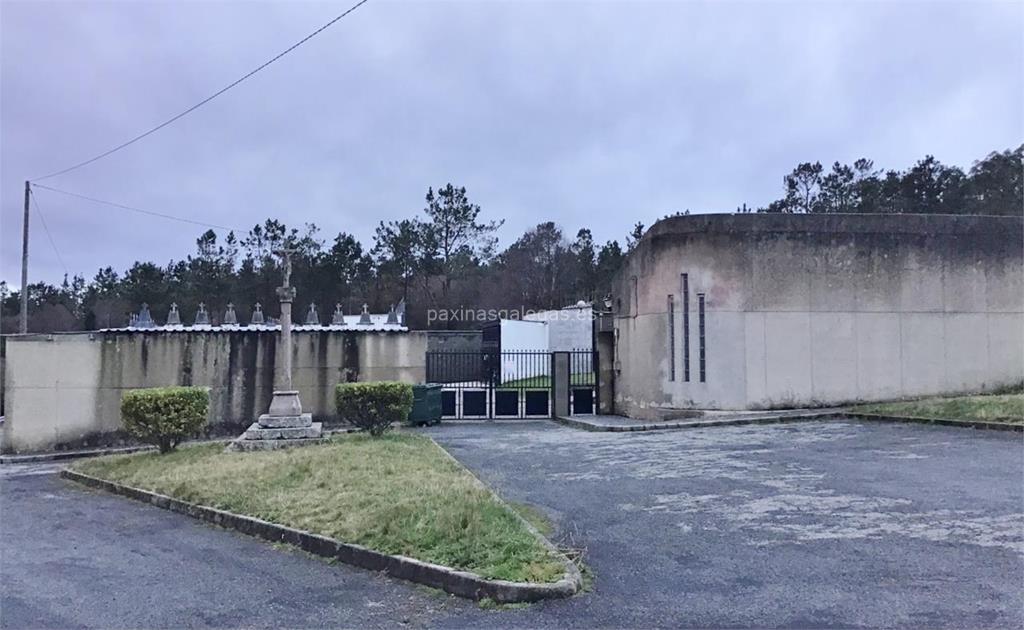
[257,413,313,429]
[242,422,322,441]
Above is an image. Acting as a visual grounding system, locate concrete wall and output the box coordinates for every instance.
[611,213,1024,417]
[524,305,594,351]
[1,330,427,453]
[596,329,615,414]
[500,320,549,352]
[425,330,482,353]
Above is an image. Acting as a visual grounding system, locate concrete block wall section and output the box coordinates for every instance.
[0,330,427,453]
[424,330,483,353]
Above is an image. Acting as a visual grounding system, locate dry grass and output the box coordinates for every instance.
[853,394,1024,424]
[72,433,565,583]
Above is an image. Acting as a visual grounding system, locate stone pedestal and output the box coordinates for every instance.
[226,390,324,452]
[267,390,303,418]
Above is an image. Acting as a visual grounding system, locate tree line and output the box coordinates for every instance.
[0,183,628,331]
[738,145,1021,215]
[2,146,1019,332]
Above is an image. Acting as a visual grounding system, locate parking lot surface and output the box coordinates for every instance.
[3,419,1021,628]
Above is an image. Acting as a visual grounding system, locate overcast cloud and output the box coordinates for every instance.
[2,0,1021,285]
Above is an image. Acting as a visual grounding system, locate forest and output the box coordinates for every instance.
[2,145,1020,332]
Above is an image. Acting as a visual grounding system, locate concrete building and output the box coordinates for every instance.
[478,304,595,382]
[524,302,594,352]
[609,213,1024,418]
[480,319,550,382]
[493,319,550,353]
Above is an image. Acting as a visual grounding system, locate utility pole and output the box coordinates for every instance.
[19,180,30,333]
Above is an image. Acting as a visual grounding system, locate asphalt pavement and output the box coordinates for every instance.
[2,419,1021,628]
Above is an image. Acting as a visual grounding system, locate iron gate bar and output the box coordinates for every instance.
[426,349,597,419]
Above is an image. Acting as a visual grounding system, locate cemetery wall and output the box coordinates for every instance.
[0,329,426,453]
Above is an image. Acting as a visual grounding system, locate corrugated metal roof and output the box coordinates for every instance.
[102,313,407,333]
[99,324,408,333]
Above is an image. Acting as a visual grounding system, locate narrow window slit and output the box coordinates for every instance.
[682,274,690,382]
[632,276,639,318]
[667,295,675,381]
[697,292,706,383]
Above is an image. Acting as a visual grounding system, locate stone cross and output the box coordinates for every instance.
[224,303,238,325]
[136,303,155,328]
[194,302,210,325]
[166,302,181,326]
[274,249,298,391]
[226,250,321,450]
[305,303,320,326]
[250,301,265,325]
[331,303,346,326]
[358,303,372,325]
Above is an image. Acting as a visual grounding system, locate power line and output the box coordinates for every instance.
[32,183,246,233]
[29,189,69,277]
[32,0,372,181]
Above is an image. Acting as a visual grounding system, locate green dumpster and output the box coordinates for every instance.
[409,384,443,426]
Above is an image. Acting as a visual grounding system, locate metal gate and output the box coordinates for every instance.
[425,350,598,419]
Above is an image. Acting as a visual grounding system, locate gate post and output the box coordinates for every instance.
[595,330,615,414]
[552,351,570,418]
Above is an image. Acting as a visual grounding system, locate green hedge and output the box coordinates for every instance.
[121,386,209,453]
[335,382,414,437]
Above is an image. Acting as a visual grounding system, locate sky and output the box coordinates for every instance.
[1,0,1022,286]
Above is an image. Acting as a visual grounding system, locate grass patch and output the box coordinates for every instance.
[852,393,1024,424]
[508,501,555,537]
[72,433,566,583]
[499,373,595,389]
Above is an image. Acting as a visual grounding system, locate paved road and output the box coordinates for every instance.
[2,420,1021,628]
[423,420,1024,628]
[0,463,493,629]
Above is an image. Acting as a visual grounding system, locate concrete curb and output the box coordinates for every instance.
[60,467,580,604]
[429,439,585,591]
[551,411,839,433]
[1,445,159,464]
[1,428,363,465]
[551,411,1022,434]
[434,419,545,425]
[841,412,1023,432]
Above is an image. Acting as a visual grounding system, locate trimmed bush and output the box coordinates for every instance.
[121,386,209,453]
[335,382,414,436]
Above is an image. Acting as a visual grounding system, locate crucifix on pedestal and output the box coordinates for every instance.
[227,248,323,451]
